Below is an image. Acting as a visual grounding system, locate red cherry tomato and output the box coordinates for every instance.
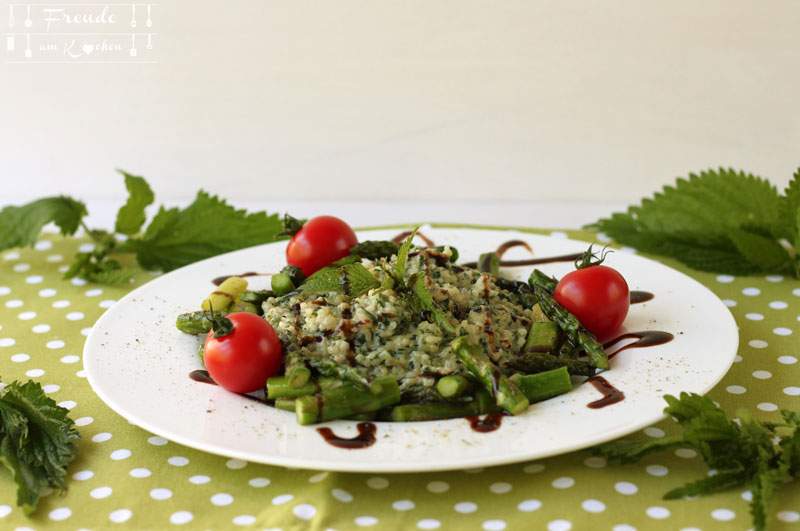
[286,215,358,277]
[553,265,629,340]
[204,312,282,393]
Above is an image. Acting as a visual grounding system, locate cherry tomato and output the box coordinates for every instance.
[286,215,358,277]
[204,312,282,393]
[553,265,629,340]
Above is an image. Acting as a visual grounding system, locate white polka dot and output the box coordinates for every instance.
[757,402,778,411]
[48,507,71,521]
[150,488,172,500]
[547,520,572,531]
[552,477,574,489]
[646,506,670,519]
[455,502,477,513]
[742,287,760,296]
[752,370,772,379]
[366,477,389,489]
[38,289,56,297]
[66,312,84,321]
[5,299,23,308]
[61,355,80,364]
[722,299,737,307]
[75,416,93,426]
[168,456,189,467]
[46,254,62,262]
[293,504,317,520]
[111,449,131,460]
[596,232,611,242]
[272,494,293,505]
[582,499,606,513]
[225,458,247,469]
[523,463,545,474]
[745,313,764,321]
[417,519,441,530]
[3,251,19,260]
[726,385,746,394]
[644,427,665,438]
[247,477,269,487]
[78,243,95,252]
[34,240,53,251]
[646,465,668,476]
[0,505,10,518]
[393,500,415,511]
[716,275,734,283]
[13,263,30,272]
[711,508,735,521]
[769,301,788,309]
[109,509,132,523]
[489,482,512,494]
[25,368,44,377]
[17,311,36,320]
[482,520,506,531]
[0,286,9,295]
[52,300,70,308]
[91,486,113,499]
[11,353,30,362]
[765,274,783,282]
[43,384,60,393]
[613,526,636,531]
[100,299,116,308]
[85,288,103,297]
[130,468,151,478]
[46,340,65,349]
[741,490,753,501]
[144,436,167,446]
[427,481,449,493]
[675,448,697,459]
[615,481,638,495]
[73,470,94,481]
[794,288,800,296]
[778,355,797,364]
[211,493,233,506]
[734,355,742,363]
[517,499,542,512]
[583,456,606,468]
[170,511,193,524]
[774,327,792,336]
[81,327,93,336]
[32,324,51,333]
[308,472,328,483]
[25,275,43,284]
[783,386,800,396]
[92,433,112,443]
[355,516,378,527]
[233,515,256,526]
[777,511,800,522]
[332,488,353,503]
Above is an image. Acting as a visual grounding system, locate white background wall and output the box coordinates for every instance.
[1,1,798,205]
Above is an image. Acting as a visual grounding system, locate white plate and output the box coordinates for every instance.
[84,227,738,472]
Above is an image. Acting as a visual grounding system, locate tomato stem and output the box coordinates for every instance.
[275,214,305,239]
[207,302,234,338]
[574,244,613,269]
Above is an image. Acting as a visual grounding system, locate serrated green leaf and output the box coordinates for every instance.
[408,273,456,334]
[114,170,154,235]
[0,197,87,251]
[393,227,418,285]
[684,411,740,443]
[300,263,379,297]
[592,436,685,464]
[121,191,284,272]
[778,167,800,242]
[728,228,793,272]
[664,392,722,426]
[663,468,746,499]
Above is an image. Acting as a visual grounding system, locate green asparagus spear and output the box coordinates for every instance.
[389,400,482,421]
[266,376,341,399]
[237,289,273,306]
[349,240,400,260]
[295,375,401,425]
[528,269,558,294]
[283,348,311,388]
[274,397,296,412]
[451,336,529,415]
[307,356,373,391]
[279,265,305,286]
[176,310,228,335]
[436,375,471,398]
[523,321,560,354]
[502,352,596,377]
[271,273,296,297]
[509,367,572,403]
[477,252,500,275]
[531,285,609,370]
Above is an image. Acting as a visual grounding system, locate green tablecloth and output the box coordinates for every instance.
[0,228,798,531]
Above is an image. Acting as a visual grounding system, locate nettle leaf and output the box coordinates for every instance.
[114,170,154,235]
[663,468,746,500]
[728,228,793,273]
[393,227,418,285]
[121,192,283,272]
[300,262,379,297]
[0,197,87,251]
[778,167,800,242]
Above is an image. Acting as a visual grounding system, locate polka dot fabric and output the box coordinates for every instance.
[0,230,798,531]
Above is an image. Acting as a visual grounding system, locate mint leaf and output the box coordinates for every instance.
[121,191,284,272]
[0,197,87,251]
[393,227,418,285]
[300,263,379,297]
[592,168,796,276]
[114,170,154,235]
[0,380,80,514]
[408,273,456,334]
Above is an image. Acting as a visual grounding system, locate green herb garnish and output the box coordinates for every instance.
[594,393,800,531]
[590,167,800,277]
[0,170,286,284]
[0,380,80,514]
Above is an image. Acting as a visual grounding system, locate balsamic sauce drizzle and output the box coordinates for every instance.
[316,422,377,449]
[630,291,654,304]
[604,331,674,360]
[586,376,625,409]
[466,412,506,433]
